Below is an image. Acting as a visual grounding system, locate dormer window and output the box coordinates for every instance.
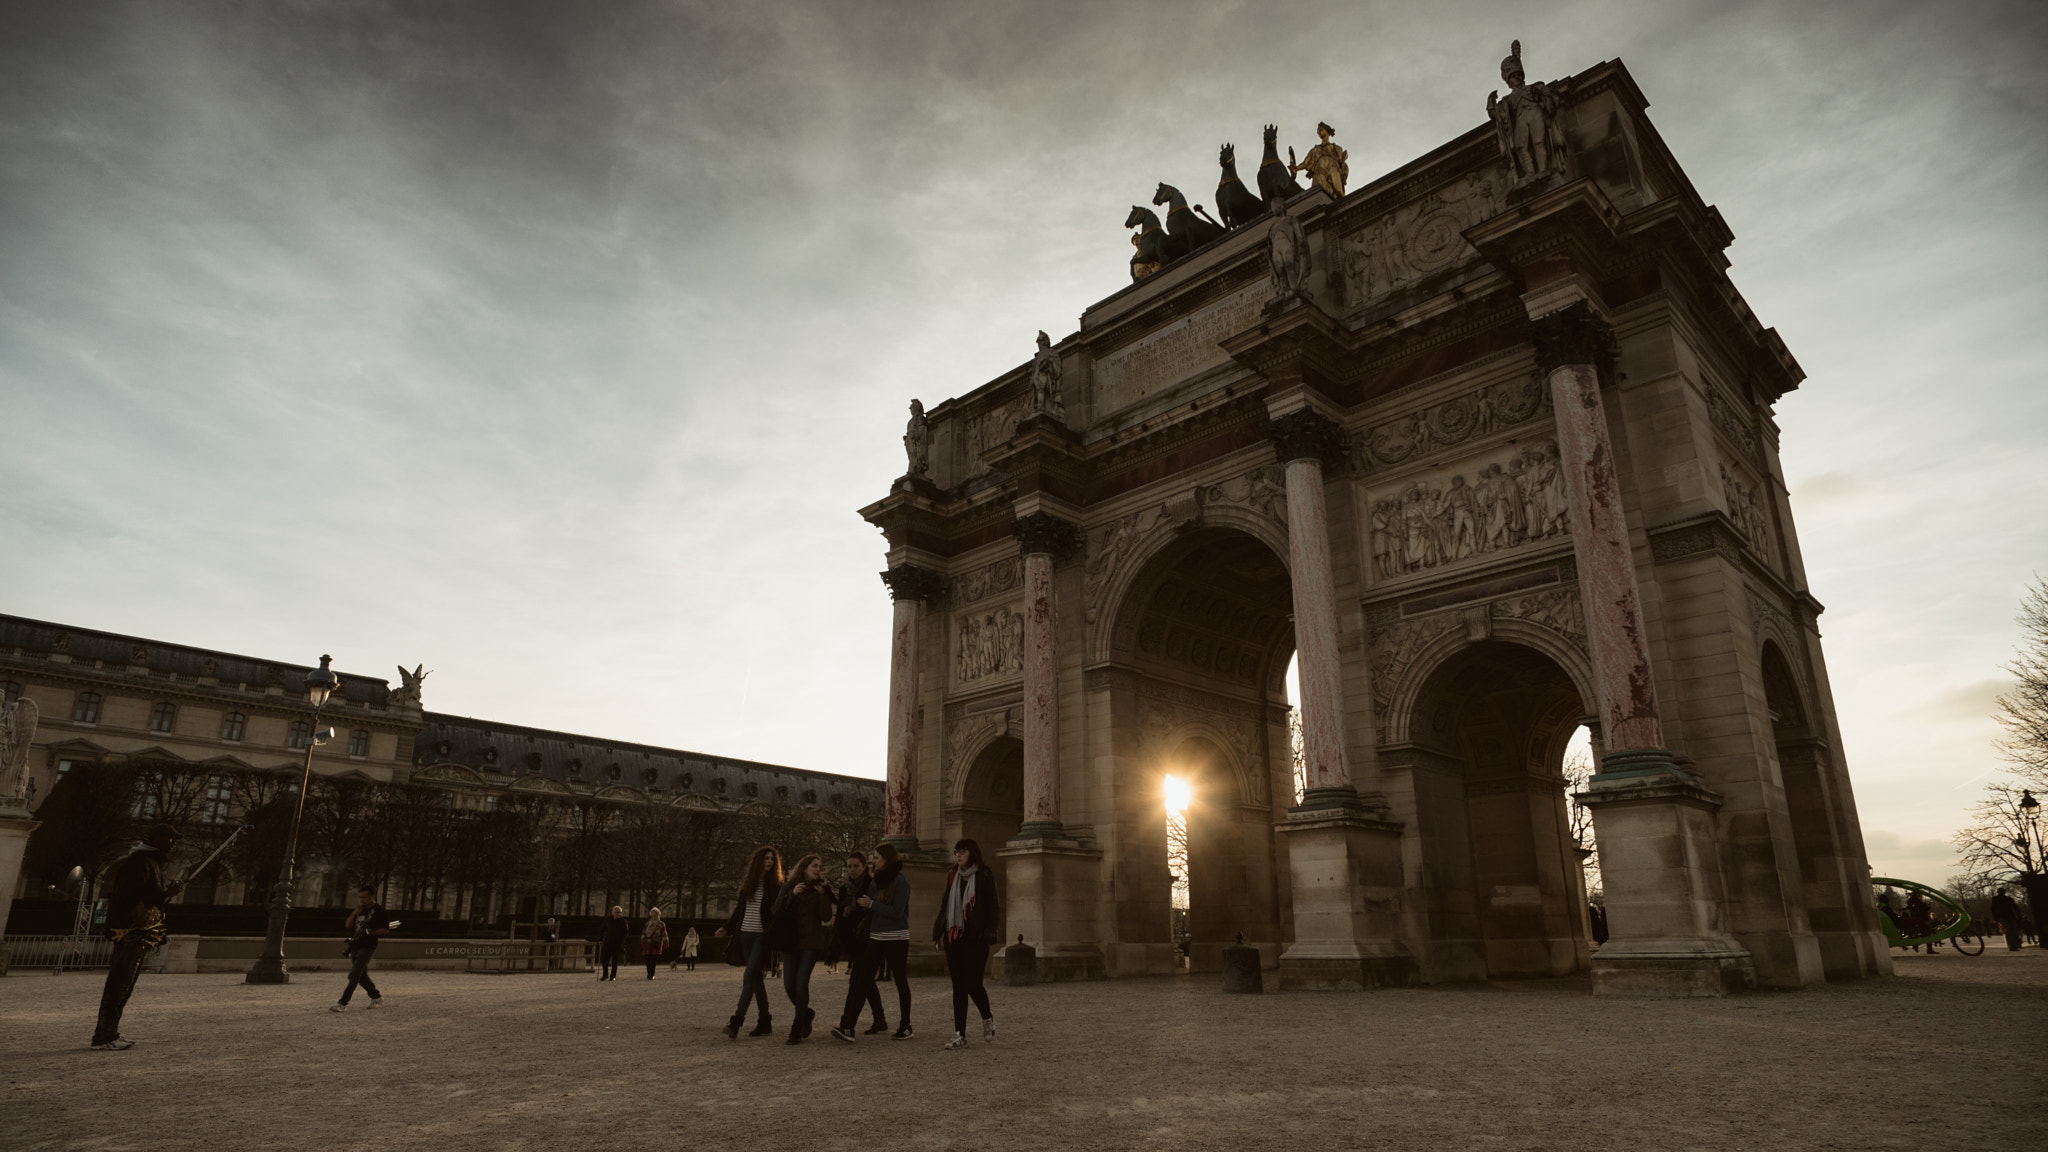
[742,782,759,798]
[606,763,622,781]
[712,778,727,794]
[569,758,584,776]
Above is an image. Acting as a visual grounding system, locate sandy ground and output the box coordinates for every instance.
[3,948,2045,1152]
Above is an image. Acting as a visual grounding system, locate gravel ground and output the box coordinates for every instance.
[3,947,2044,1151]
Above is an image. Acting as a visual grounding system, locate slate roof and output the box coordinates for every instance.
[0,614,391,705]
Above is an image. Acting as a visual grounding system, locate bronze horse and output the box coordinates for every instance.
[1152,182,1226,260]
[1259,124,1304,205]
[1215,142,1264,229]
[1124,205,1169,281]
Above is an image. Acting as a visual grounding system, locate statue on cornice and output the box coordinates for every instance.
[1,696,38,803]
[392,664,430,708]
[1287,122,1348,200]
[904,399,930,477]
[1487,40,1569,188]
[1029,331,1065,420]
[1265,197,1311,312]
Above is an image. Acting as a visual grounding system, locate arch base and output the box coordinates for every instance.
[1275,809,1417,991]
[996,838,1106,981]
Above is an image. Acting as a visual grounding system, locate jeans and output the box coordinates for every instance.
[730,933,771,1023]
[600,948,622,980]
[339,947,381,1005]
[92,934,151,1045]
[838,939,906,1031]
[2002,920,2024,951]
[944,938,992,1033]
[782,948,821,1022]
[644,954,661,979]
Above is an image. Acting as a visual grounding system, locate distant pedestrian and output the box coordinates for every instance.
[642,908,670,979]
[828,852,886,1031]
[715,846,784,1039]
[774,854,834,1045]
[679,925,700,972]
[831,843,914,1043]
[600,905,628,980]
[1904,892,1935,951]
[332,885,393,1012]
[541,917,560,944]
[1588,902,1609,945]
[1991,888,2024,951]
[934,838,1001,1051]
[90,824,182,1050]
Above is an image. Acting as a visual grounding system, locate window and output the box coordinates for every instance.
[130,770,162,818]
[149,701,178,733]
[2,682,20,704]
[348,729,369,757]
[56,758,74,776]
[287,720,311,749]
[220,712,246,741]
[742,782,759,798]
[71,691,102,724]
[202,774,233,824]
[484,795,498,812]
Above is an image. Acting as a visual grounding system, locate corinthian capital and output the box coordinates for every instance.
[880,564,947,602]
[1264,408,1348,469]
[1527,301,1618,379]
[1010,511,1081,560]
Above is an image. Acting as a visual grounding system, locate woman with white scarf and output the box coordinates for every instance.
[931,838,1002,1050]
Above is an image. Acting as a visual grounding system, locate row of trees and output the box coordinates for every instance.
[24,760,882,924]
[1949,576,2048,907]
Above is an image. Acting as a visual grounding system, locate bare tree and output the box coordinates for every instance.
[1951,783,2039,881]
[1993,575,2048,788]
[1562,741,1600,900]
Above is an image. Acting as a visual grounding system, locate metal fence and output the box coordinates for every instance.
[1,934,143,972]
[465,941,597,974]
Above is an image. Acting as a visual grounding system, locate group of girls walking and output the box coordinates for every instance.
[715,838,1001,1050]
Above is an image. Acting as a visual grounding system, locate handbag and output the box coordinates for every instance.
[723,931,746,967]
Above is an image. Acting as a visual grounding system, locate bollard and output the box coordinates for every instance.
[1221,931,1262,994]
[1004,934,1039,986]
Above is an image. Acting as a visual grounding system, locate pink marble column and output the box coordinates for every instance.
[1011,512,1077,836]
[1533,304,1665,754]
[1266,409,1353,803]
[879,564,944,843]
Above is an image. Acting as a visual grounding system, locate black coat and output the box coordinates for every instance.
[931,863,1002,946]
[827,876,873,964]
[103,845,173,933]
[771,880,833,953]
[601,915,630,952]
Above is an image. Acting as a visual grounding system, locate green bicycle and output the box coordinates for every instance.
[1872,877,1985,956]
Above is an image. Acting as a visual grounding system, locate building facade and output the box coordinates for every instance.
[861,52,1887,995]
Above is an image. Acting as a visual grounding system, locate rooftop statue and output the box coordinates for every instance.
[1215,142,1264,229]
[1259,124,1306,205]
[904,399,930,477]
[1288,122,1348,199]
[392,664,430,708]
[1152,182,1226,262]
[1487,40,1568,189]
[1030,331,1066,420]
[1125,205,1168,281]
[1265,197,1311,314]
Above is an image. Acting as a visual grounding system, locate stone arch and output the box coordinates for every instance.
[944,710,1019,809]
[1087,507,1292,665]
[1396,637,1594,981]
[592,784,648,803]
[509,774,573,795]
[1758,635,1868,978]
[1137,712,1268,810]
[1379,609,1597,749]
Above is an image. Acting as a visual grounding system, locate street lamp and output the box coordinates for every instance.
[2016,790,2048,954]
[245,655,341,984]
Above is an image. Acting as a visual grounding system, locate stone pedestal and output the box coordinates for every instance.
[1276,807,1416,990]
[997,835,1105,981]
[1580,756,1755,997]
[0,805,41,943]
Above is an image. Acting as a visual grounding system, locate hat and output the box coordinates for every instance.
[1501,40,1525,82]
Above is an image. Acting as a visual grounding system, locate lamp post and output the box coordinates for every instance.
[245,655,340,984]
[2017,790,2048,953]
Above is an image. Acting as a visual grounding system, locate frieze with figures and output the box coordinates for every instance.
[1704,386,1763,469]
[1339,169,1505,310]
[963,400,1023,476]
[956,606,1024,685]
[1719,459,1779,572]
[1367,440,1571,580]
[953,556,1023,606]
[1353,374,1549,474]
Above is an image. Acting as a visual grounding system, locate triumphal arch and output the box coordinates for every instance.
[859,47,1889,997]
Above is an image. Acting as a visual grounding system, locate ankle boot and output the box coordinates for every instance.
[786,1020,804,1045]
[748,1016,774,1037]
[801,1008,815,1038]
[724,1016,741,1040]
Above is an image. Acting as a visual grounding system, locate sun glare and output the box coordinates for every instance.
[1163,773,1191,814]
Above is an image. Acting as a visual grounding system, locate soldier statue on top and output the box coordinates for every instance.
[1029,331,1065,421]
[1486,40,1569,189]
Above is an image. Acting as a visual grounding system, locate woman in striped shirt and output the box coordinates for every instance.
[715,846,783,1039]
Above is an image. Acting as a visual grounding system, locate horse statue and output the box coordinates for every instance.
[1258,124,1304,205]
[1124,205,1170,281]
[1152,182,1226,259]
[1215,142,1264,229]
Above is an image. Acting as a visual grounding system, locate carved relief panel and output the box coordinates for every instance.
[962,400,1022,477]
[1340,169,1505,310]
[954,604,1024,688]
[1718,456,1779,572]
[1365,439,1572,581]
[1367,585,1588,743]
[1353,375,1549,474]
[953,556,1022,606]
[1092,282,1265,417]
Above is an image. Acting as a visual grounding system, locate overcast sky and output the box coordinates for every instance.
[3,1,2043,884]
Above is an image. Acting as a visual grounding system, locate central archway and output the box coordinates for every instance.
[1399,638,1593,980]
[1098,526,1295,974]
